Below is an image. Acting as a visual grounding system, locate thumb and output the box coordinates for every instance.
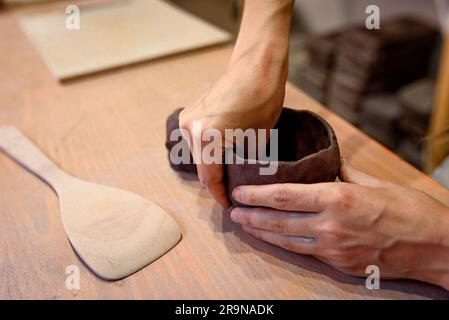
[197,162,230,209]
[339,158,397,188]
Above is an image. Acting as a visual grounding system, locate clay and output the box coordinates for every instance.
[165,108,198,173]
[165,107,340,207]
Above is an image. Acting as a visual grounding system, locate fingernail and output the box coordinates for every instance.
[299,236,315,244]
[232,188,242,201]
[230,208,240,222]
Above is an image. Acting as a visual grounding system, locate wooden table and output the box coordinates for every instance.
[1,3,449,300]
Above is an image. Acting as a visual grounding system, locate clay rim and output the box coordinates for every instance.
[228,109,338,167]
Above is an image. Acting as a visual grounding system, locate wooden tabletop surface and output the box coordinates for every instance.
[1,3,449,299]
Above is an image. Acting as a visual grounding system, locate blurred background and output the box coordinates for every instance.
[2,0,449,188]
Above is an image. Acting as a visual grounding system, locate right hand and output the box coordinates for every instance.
[179,43,288,208]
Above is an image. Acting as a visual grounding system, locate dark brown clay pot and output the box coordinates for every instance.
[225,108,340,206]
[165,107,340,207]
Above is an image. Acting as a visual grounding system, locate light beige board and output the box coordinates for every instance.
[0,126,182,280]
[18,0,231,79]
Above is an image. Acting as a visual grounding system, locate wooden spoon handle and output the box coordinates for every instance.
[0,126,71,193]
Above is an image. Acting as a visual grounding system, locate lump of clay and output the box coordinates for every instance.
[165,107,340,206]
[165,108,197,173]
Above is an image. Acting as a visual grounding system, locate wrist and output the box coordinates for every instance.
[230,0,293,68]
[228,41,287,115]
[407,208,449,290]
[435,211,449,290]
[231,39,288,73]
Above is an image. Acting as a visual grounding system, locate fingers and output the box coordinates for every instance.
[243,226,317,255]
[230,161,394,213]
[232,183,330,212]
[230,207,316,236]
[179,111,230,208]
[197,163,230,208]
[339,159,397,188]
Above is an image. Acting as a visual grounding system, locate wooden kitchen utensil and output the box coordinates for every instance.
[0,126,182,280]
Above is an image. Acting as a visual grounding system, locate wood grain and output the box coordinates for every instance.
[1,2,449,299]
[0,126,182,281]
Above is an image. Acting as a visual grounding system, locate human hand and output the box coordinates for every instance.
[179,44,287,208]
[230,159,449,290]
[178,0,293,208]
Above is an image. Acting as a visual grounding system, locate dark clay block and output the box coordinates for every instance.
[165,108,197,173]
[165,107,340,207]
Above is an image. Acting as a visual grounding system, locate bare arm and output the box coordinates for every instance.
[179,0,295,208]
[230,0,293,69]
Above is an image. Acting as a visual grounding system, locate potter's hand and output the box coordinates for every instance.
[178,0,293,208]
[179,49,285,208]
[230,160,449,290]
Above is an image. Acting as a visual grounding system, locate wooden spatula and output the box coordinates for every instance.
[0,126,182,280]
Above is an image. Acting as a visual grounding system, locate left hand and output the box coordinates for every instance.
[230,159,449,289]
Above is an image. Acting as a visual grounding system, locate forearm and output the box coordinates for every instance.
[407,209,449,290]
[230,0,294,69]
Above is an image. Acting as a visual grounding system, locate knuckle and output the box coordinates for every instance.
[318,221,350,245]
[331,187,354,211]
[267,216,288,234]
[178,112,191,131]
[272,188,291,208]
[318,220,339,237]
[330,229,346,243]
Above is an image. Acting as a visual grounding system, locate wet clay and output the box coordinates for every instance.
[165,108,198,173]
[165,107,340,206]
